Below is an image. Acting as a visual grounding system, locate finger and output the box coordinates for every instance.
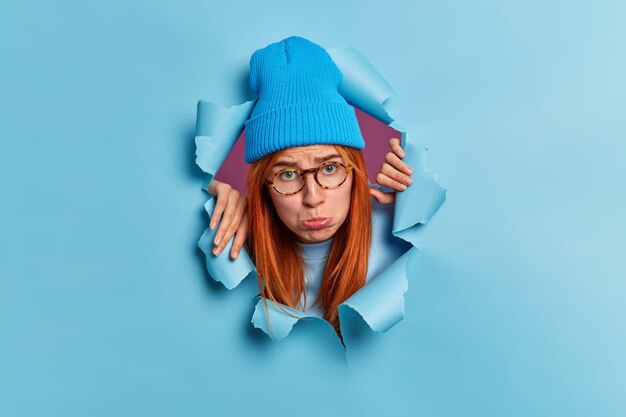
[215,195,246,255]
[213,190,241,252]
[369,188,396,204]
[381,161,413,186]
[385,151,413,176]
[379,163,412,190]
[209,183,231,230]
[230,212,249,260]
[389,137,405,158]
[376,172,405,191]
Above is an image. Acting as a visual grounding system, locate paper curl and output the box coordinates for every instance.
[195,99,256,183]
[197,198,256,290]
[195,42,446,348]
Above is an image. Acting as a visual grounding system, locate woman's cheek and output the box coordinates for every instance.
[273,196,302,233]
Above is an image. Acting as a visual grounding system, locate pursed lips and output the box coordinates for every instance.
[301,217,331,230]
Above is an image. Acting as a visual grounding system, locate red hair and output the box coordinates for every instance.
[246,145,372,338]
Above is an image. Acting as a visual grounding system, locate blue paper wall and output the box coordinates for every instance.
[1,1,625,416]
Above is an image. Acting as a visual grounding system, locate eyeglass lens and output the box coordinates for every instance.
[273,163,347,194]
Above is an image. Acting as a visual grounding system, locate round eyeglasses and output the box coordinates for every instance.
[266,161,354,195]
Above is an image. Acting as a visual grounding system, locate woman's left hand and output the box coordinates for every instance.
[370,137,413,204]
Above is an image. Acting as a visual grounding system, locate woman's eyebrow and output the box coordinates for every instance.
[273,154,342,169]
[274,160,300,168]
[314,153,342,163]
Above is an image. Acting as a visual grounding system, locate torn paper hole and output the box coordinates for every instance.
[195,41,447,350]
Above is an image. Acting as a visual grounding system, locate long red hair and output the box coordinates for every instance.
[246,145,372,338]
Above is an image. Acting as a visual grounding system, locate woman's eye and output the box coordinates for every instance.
[322,164,338,174]
[279,171,297,181]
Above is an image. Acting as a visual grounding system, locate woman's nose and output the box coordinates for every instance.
[302,173,324,207]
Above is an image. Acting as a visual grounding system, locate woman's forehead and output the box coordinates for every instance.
[276,144,340,161]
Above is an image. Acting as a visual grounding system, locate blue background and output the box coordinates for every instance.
[1,0,625,416]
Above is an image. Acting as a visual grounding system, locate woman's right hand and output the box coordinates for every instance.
[207,179,248,260]
[370,137,413,204]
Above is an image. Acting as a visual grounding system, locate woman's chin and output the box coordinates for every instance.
[296,227,336,243]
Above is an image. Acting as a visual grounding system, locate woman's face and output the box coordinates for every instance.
[267,145,353,244]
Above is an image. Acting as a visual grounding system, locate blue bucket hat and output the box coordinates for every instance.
[244,36,365,163]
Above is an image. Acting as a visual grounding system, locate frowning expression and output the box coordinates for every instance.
[267,145,353,243]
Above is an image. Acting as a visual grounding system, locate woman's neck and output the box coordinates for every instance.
[296,238,334,261]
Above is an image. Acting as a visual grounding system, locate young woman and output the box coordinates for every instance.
[206,36,413,336]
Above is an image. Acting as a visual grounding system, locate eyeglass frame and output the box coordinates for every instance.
[265,161,354,195]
